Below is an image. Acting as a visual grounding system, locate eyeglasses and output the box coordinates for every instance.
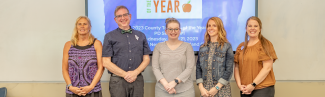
[115,13,129,18]
[167,28,180,32]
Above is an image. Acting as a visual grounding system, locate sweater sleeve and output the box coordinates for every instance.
[177,43,196,83]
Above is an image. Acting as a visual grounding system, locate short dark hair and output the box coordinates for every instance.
[114,5,130,16]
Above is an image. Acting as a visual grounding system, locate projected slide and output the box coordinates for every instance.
[87,0,256,51]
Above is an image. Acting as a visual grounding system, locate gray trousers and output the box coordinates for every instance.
[109,74,144,97]
[240,86,275,97]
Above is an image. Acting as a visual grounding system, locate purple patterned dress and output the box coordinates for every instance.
[66,43,102,94]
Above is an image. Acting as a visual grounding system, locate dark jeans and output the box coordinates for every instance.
[240,86,275,97]
[109,74,144,97]
[66,91,102,97]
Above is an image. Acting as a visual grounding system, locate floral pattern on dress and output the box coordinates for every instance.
[202,42,231,97]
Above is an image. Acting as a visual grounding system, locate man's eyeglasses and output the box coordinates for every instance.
[115,13,129,18]
[167,28,180,32]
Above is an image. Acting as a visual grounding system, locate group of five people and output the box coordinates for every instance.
[62,6,277,97]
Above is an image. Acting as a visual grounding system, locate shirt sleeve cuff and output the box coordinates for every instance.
[143,51,152,55]
[218,78,229,85]
[156,76,164,82]
[196,78,203,84]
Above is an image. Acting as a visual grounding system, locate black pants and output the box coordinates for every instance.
[109,74,144,97]
[240,86,275,97]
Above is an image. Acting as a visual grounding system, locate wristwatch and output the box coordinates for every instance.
[174,79,179,84]
[251,82,256,87]
[67,84,72,89]
[215,86,220,90]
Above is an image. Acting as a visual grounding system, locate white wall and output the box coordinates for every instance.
[258,0,325,80]
[0,0,85,81]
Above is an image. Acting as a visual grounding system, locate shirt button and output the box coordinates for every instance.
[129,59,131,60]
[129,67,131,69]
[129,50,131,52]
[127,35,129,37]
[129,42,130,44]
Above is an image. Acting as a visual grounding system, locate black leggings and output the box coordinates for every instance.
[240,86,275,97]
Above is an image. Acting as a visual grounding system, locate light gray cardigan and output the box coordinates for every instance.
[152,42,195,93]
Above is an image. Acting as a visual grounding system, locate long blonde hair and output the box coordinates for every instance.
[201,17,228,49]
[242,16,272,61]
[71,16,95,46]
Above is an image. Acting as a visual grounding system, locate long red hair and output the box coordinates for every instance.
[201,17,228,49]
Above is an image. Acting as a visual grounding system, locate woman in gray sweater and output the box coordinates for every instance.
[152,18,195,97]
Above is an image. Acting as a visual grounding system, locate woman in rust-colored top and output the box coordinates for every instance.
[234,16,278,97]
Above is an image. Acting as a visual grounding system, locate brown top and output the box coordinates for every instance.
[234,40,278,90]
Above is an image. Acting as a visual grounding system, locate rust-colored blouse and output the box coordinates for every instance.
[234,40,278,90]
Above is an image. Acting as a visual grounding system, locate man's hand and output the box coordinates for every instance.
[124,71,139,83]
